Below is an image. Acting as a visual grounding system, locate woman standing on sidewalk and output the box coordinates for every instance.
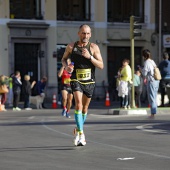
[117,59,132,109]
[140,49,160,118]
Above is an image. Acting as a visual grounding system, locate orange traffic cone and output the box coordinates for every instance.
[105,91,110,107]
[52,94,57,109]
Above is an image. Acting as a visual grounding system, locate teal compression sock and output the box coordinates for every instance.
[82,112,87,124]
[74,110,83,133]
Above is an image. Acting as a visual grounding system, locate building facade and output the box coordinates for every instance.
[0,0,57,100]
[0,0,165,100]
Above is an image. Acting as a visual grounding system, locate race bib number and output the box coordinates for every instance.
[76,69,91,81]
[64,78,70,84]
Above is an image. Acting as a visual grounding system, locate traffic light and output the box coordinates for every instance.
[130,16,142,39]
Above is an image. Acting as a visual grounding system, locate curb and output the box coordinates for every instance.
[107,109,148,115]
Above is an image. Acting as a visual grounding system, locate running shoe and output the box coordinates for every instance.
[77,133,86,146]
[73,127,79,146]
[61,109,67,116]
[66,112,71,118]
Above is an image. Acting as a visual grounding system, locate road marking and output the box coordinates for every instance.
[136,123,169,134]
[41,118,71,137]
[117,157,135,160]
[41,117,170,159]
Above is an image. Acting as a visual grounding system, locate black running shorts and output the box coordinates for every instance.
[61,84,72,94]
[70,81,95,98]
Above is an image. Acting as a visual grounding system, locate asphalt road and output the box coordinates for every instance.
[0,108,170,170]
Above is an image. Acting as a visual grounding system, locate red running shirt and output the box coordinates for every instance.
[61,70,71,85]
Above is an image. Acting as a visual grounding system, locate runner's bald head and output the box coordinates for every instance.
[78,24,91,43]
[79,24,91,31]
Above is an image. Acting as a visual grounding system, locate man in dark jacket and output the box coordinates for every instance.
[158,52,170,106]
[12,71,22,111]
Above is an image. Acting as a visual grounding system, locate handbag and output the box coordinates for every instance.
[0,85,9,93]
[150,60,162,80]
[153,67,162,80]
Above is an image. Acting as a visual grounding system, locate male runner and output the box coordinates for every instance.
[61,24,104,146]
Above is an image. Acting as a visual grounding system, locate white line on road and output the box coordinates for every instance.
[117,157,135,160]
[136,123,168,134]
[40,117,170,159]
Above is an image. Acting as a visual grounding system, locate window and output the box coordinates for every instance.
[10,0,42,19]
[57,0,90,21]
[108,0,144,22]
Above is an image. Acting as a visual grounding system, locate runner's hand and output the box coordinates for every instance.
[82,48,91,59]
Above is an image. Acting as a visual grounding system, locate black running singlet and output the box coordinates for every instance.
[70,41,95,84]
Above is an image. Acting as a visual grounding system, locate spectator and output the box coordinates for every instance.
[141,77,148,104]
[7,73,14,107]
[117,59,132,109]
[36,76,47,108]
[0,75,9,111]
[158,52,170,107]
[12,71,22,111]
[140,49,160,118]
[22,75,36,110]
[134,70,143,107]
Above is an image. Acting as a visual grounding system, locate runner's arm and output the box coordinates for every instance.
[61,44,74,73]
[58,66,65,77]
[61,44,72,67]
[91,44,104,69]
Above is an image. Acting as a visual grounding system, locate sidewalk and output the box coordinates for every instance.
[3,100,170,116]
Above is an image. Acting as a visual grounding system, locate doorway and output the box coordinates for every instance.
[14,43,40,101]
[14,43,40,82]
[107,46,142,101]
